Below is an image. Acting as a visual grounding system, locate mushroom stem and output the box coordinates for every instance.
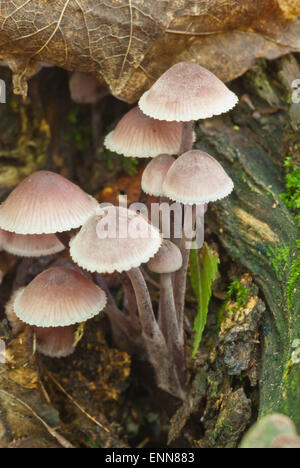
[179,121,194,155]
[93,273,139,347]
[126,267,158,338]
[159,273,186,387]
[127,267,185,399]
[175,204,205,332]
[174,205,196,333]
[120,273,140,331]
[174,240,190,334]
[159,273,177,341]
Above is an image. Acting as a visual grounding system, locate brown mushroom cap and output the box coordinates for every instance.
[0,171,98,235]
[13,267,107,327]
[6,289,76,358]
[104,106,182,158]
[34,326,76,358]
[5,288,26,335]
[147,240,182,274]
[69,72,109,104]
[141,154,175,196]
[70,205,162,274]
[2,231,65,257]
[163,150,234,204]
[139,62,238,122]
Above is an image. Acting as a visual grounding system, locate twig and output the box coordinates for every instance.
[46,371,110,433]
[0,388,75,448]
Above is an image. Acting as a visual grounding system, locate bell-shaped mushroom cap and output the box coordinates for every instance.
[70,205,162,274]
[139,62,238,122]
[34,326,76,358]
[5,290,75,358]
[141,154,175,196]
[69,72,109,104]
[0,171,98,235]
[163,150,234,205]
[13,267,107,327]
[5,288,26,335]
[2,232,65,257]
[104,107,182,158]
[147,240,182,274]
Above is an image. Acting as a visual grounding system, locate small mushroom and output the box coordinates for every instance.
[162,149,233,326]
[163,149,234,205]
[6,289,76,358]
[13,267,107,327]
[2,231,65,257]
[33,326,76,358]
[70,205,162,274]
[141,154,175,197]
[69,204,161,350]
[70,205,162,342]
[5,289,26,336]
[147,240,182,350]
[139,62,238,154]
[70,206,183,397]
[0,171,98,235]
[69,72,109,104]
[104,106,182,158]
[148,239,185,387]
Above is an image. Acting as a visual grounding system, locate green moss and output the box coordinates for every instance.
[64,106,92,151]
[244,61,281,106]
[227,279,249,307]
[207,376,219,399]
[122,156,139,176]
[287,252,300,310]
[98,144,138,176]
[267,157,300,310]
[267,245,299,310]
[217,278,249,327]
[280,156,300,226]
[267,245,291,280]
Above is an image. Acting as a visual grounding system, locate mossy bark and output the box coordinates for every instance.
[198,55,300,429]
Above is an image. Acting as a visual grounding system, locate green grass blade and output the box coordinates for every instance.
[190,243,219,357]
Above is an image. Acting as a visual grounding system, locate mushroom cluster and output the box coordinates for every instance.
[1,62,237,400]
[103,62,237,396]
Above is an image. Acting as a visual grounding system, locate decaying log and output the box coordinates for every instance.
[201,55,300,429]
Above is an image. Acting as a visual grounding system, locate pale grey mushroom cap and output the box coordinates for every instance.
[5,288,26,336]
[70,205,162,274]
[163,150,234,205]
[69,72,108,104]
[6,289,76,358]
[147,239,182,274]
[141,154,175,196]
[34,326,76,358]
[14,267,107,327]
[104,107,182,158]
[2,231,65,257]
[0,171,98,235]
[139,62,238,122]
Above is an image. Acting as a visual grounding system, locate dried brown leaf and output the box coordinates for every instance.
[0,0,299,102]
[0,328,71,448]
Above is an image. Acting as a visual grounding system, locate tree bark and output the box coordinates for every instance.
[199,55,300,430]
